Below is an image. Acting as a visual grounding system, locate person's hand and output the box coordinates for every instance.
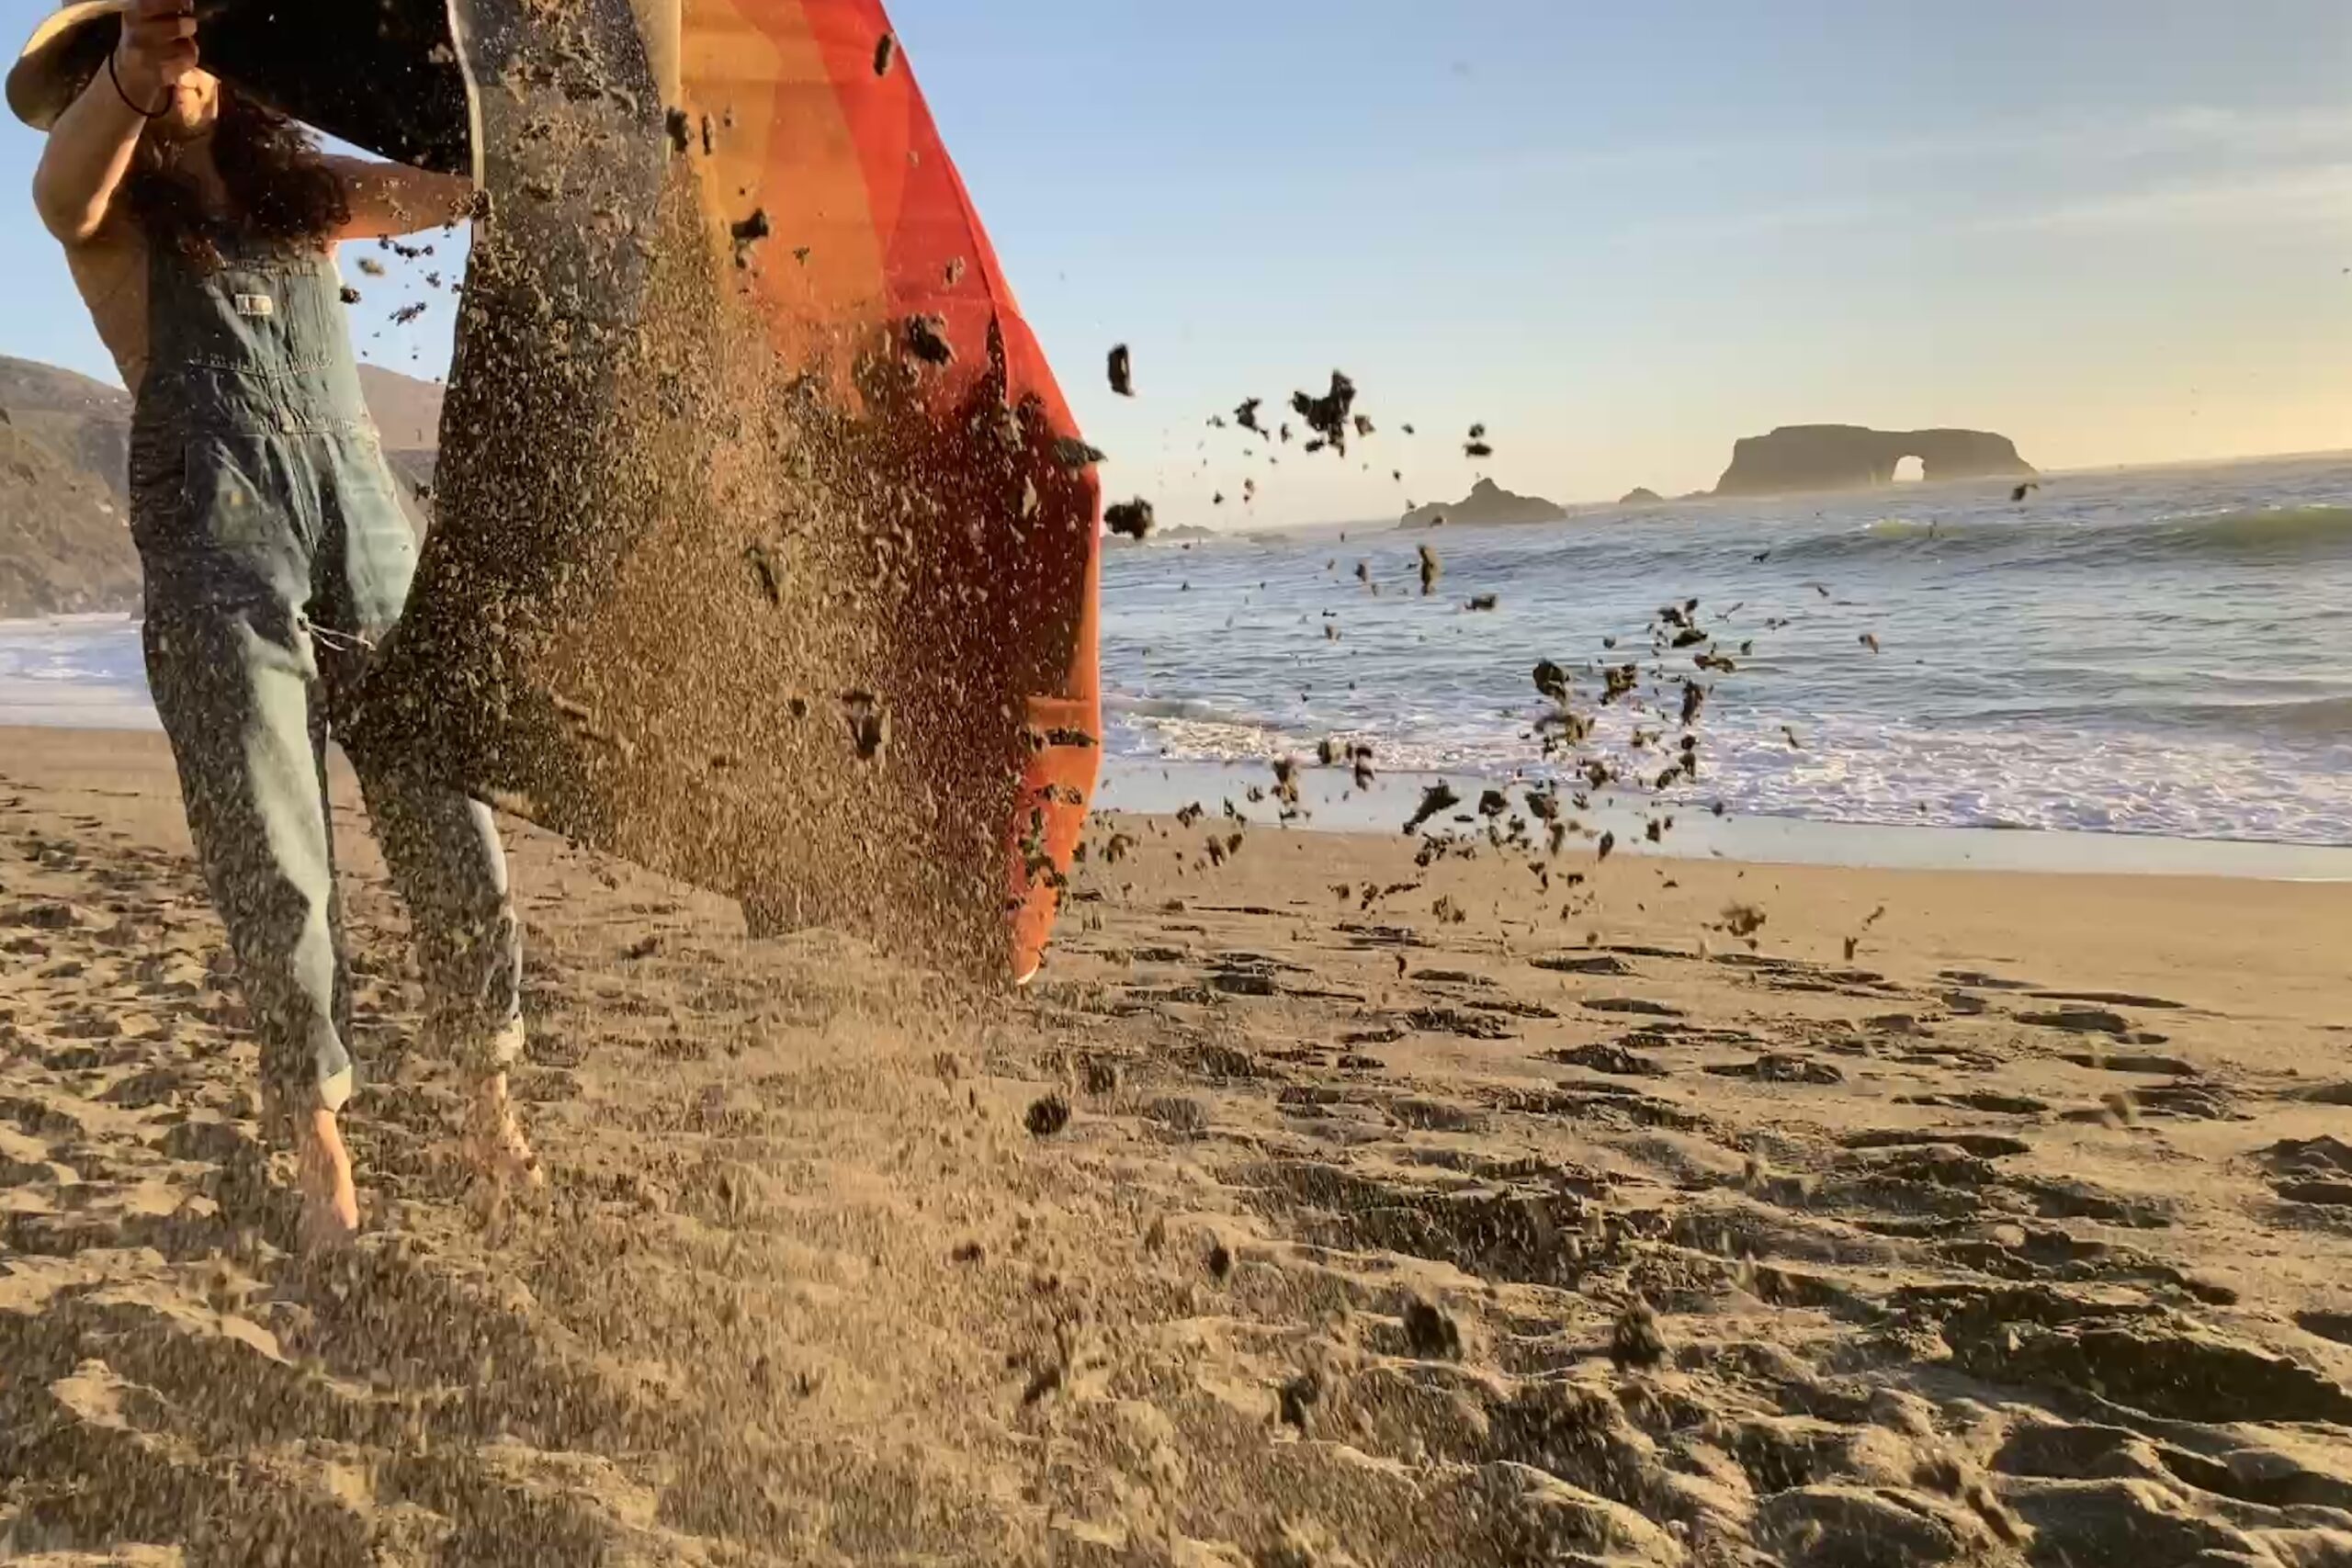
[114,0,198,109]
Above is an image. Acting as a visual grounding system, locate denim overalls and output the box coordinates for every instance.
[128,229,522,1113]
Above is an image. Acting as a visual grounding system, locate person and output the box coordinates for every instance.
[10,0,541,1247]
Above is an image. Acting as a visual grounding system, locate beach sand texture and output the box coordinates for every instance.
[4,727,2351,1564]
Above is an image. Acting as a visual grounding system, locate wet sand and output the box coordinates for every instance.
[4,725,2351,1564]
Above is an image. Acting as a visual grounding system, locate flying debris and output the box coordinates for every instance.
[840,691,889,761]
[1107,343,1134,397]
[1104,499,1156,539]
[1290,371,1359,454]
[729,208,772,268]
[903,314,954,365]
[1405,782,1461,834]
[1272,756,1302,813]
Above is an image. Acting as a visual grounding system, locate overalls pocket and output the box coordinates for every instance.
[324,427,424,636]
[170,431,314,611]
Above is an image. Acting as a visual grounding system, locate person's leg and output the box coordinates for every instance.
[316,426,539,1189]
[347,750,538,1185]
[141,580,361,1245]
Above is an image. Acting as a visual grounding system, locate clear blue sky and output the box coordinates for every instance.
[4,0,2347,525]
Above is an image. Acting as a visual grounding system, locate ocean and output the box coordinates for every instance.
[1091,452,2352,868]
[6,452,2350,872]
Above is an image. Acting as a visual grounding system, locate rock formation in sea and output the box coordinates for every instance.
[1713,424,2034,496]
[1398,477,1566,530]
[1619,487,1663,505]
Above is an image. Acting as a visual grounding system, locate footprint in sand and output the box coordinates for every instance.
[1841,1128,2032,1158]
[1531,953,1634,976]
[1705,1054,1844,1086]
[2296,1309,2352,1347]
[2029,988,2188,1010]
[2261,1135,2352,1209]
[1401,1007,1517,1040]
[1898,1089,2051,1116]
[1542,1043,1668,1078]
[2060,1049,2199,1077]
[1583,997,1686,1019]
[1942,1309,2352,1425]
[2017,1006,2160,1039]
[2057,1082,2242,1122]
[1939,967,2043,991]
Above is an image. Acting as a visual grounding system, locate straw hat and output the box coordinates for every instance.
[7,1,134,130]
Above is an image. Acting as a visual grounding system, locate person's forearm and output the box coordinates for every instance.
[334,160,478,240]
[33,65,153,245]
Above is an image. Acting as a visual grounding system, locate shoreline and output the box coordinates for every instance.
[4,721,2346,884]
[1098,757,2352,882]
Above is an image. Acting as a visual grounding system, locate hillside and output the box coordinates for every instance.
[0,415,139,615]
[356,364,446,450]
[0,354,443,618]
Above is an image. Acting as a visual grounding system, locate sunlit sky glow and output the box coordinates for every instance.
[3,0,2346,526]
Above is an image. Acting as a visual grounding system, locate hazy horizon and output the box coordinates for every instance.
[1,0,2346,527]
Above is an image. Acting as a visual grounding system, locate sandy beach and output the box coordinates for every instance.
[4,724,2351,1565]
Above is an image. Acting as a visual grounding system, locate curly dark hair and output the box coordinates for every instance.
[121,84,349,266]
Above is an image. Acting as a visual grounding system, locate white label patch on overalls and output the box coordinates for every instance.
[233,293,274,318]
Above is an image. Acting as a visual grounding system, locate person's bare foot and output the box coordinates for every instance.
[295,1107,360,1251]
[462,1071,544,1194]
